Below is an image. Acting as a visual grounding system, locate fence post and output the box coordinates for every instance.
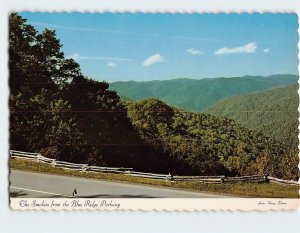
[264,174,269,183]
[81,165,88,172]
[36,154,41,163]
[220,175,226,184]
[167,172,173,181]
[51,160,57,167]
[10,151,14,159]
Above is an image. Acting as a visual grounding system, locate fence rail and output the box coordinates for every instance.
[268,176,299,185]
[10,150,299,186]
[88,165,133,173]
[125,171,172,180]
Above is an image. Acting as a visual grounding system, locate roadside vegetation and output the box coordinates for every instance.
[10,159,299,198]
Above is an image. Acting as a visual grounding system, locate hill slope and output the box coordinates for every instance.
[205,84,299,148]
[109,74,298,111]
[126,98,298,179]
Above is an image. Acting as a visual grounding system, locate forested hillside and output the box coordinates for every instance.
[109,75,298,112]
[205,84,299,148]
[9,13,152,170]
[9,13,298,180]
[126,99,298,179]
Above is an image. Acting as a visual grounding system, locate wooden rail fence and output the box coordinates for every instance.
[10,150,299,186]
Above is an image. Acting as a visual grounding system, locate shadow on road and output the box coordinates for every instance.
[74,194,158,198]
[10,191,27,198]
[10,190,65,198]
[10,190,159,198]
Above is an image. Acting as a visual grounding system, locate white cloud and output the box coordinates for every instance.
[107,62,117,68]
[263,48,270,53]
[215,42,257,55]
[142,53,164,66]
[187,48,203,55]
[66,52,131,62]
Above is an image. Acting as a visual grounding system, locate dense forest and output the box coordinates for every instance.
[109,74,298,112]
[205,84,299,148]
[126,99,298,178]
[9,13,299,180]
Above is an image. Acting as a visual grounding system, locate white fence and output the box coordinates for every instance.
[10,150,299,185]
[10,150,134,173]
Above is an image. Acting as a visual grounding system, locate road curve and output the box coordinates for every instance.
[10,170,229,198]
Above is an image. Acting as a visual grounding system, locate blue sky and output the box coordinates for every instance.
[21,13,299,82]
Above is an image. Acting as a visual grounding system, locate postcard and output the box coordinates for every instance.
[9,12,299,210]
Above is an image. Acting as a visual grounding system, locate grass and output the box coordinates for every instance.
[10,159,299,198]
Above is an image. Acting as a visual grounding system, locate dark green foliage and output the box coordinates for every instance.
[205,84,299,148]
[9,13,177,173]
[109,75,298,112]
[127,99,297,179]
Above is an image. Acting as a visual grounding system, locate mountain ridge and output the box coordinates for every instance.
[110,73,298,83]
[109,74,298,112]
[205,83,299,148]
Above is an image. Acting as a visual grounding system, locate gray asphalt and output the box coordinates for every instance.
[10,170,228,198]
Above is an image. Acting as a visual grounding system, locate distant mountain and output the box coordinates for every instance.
[109,74,298,111]
[205,84,299,148]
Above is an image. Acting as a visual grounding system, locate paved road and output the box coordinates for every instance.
[10,170,228,198]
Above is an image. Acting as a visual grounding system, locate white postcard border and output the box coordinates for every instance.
[2,0,300,214]
[10,198,300,211]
